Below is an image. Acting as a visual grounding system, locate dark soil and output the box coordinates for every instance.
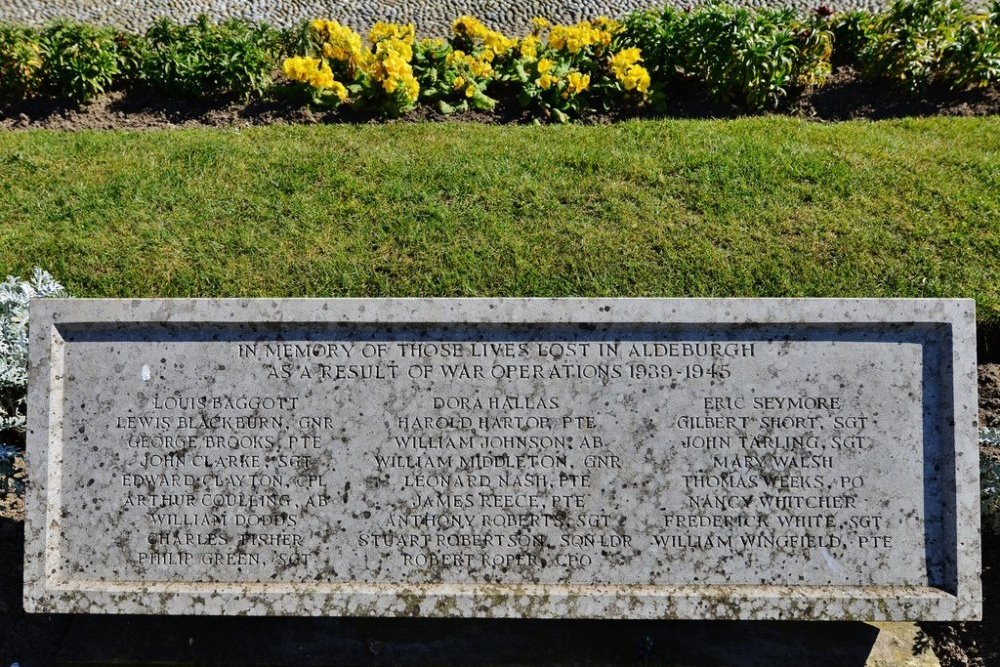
[980,364,1000,429]
[1,68,997,131]
[920,531,1000,667]
[789,67,1000,120]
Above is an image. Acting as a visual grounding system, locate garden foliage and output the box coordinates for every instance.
[134,16,285,99]
[0,24,42,99]
[0,269,66,443]
[858,0,1000,90]
[38,22,122,103]
[0,0,997,116]
[674,5,832,109]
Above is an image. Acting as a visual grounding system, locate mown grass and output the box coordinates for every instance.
[0,118,998,322]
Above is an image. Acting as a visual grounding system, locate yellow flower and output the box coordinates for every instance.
[484,31,516,56]
[283,56,340,92]
[610,48,642,76]
[548,21,613,53]
[537,58,554,74]
[531,17,550,33]
[321,43,345,61]
[314,68,334,89]
[283,56,307,78]
[419,37,447,50]
[565,71,590,96]
[369,21,415,45]
[405,76,419,102]
[376,38,413,62]
[465,84,476,98]
[453,76,466,90]
[591,16,621,34]
[469,58,493,78]
[616,63,651,94]
[331,80,348,101]
[519,36,539,59]
[537,73,556,89]
[380,51,410,78]
[315,21,365,65]
[452,15,489,40]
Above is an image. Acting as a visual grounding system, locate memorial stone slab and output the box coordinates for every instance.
[24,298,982,619]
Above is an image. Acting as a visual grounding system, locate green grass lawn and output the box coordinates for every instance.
[1,117,998,322]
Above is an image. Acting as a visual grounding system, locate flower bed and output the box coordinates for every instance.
[0,0,998,121]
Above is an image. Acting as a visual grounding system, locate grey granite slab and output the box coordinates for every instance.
[24,299,981,619]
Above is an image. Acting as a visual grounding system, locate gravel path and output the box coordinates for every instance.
[0,0,907,37]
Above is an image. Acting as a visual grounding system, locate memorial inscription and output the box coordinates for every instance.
[24,299,981,619]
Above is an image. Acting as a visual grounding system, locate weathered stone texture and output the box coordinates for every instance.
[24,299,981,619]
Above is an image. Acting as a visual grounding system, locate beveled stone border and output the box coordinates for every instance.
[24,298,982,619]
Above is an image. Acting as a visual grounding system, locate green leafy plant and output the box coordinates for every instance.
[0,4,996,113]
[137,16,285,99]
[412,36,497,115]
[674,4,833,111]
[415,15,526,115]
[38,21,122,103]
[113,28,151,86]
[941,0,1000,88]
[828,10,878,67]
[617,7,685,84]
[0,24,43,100]
[860,0,969,91]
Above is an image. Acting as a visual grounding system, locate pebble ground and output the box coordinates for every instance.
[1,0,906,37]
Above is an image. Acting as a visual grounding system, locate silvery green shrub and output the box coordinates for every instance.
[0,268,67,440]
[981,428,1000,533]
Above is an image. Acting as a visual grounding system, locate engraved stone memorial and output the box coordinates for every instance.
[24,298,981,619]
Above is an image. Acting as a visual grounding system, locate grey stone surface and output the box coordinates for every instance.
[24,298,981,619]
[0,0,987,38]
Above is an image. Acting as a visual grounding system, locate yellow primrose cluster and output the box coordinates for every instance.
[375,37,413,61]
[310,19,369,69]
[303,19,419,105]
[590,16,622,34]
[535,58,559,90]
[368,21,415,45]
[282,15,657,116]
[283,56,348,100]
[534,59,590,98]
[419,37,447,50]
[519,35,540,59]
[446,49,493,78]
[451,15,518,60]
[370,38,420,102]
[536,57,556,88]
[548,18,617,54]
[451,75,477,98]
[610,48,651,93]
[564,71,590,98]
[530,17,550,35]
